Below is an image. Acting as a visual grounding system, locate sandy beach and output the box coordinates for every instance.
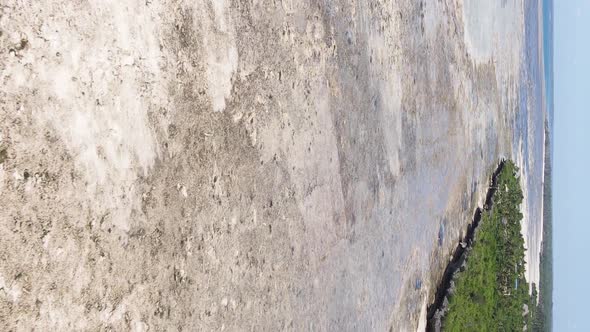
[0,0,542,330]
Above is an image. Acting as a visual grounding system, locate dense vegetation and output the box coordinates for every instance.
[443,161,541,331]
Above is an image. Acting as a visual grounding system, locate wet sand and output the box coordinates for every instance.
[0,0,539,330]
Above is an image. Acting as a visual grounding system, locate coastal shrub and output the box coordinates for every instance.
[442,161,540,331]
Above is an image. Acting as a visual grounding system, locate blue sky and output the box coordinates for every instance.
[554,1,590,330]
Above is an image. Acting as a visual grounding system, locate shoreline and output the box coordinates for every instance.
[516,0,545,290]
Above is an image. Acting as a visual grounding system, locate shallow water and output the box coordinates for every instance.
[462,0,545,289]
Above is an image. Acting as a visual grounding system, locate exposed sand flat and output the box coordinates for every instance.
[0,0,533,330]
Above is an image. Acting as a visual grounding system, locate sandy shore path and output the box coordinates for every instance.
[0,0,527,330]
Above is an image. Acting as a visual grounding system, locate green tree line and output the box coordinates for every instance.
[443,160,542,331]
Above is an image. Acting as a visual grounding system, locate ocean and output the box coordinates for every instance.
[514,0,549,288]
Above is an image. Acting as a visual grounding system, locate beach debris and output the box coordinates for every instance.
[0,147,7,164]
[176,183,188,197]
[415,278,422,290]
